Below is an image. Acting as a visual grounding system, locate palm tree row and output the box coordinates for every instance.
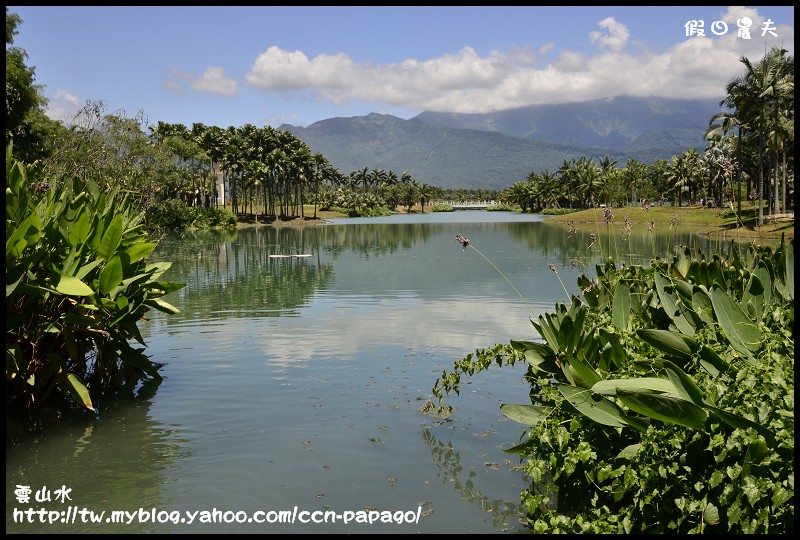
[502,48,793,215]
[705,45,794,223]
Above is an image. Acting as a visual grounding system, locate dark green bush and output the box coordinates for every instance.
[6,146,185,413]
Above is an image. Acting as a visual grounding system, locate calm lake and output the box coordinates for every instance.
[6,211,733,533]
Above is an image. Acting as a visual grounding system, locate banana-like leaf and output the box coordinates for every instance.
[710,286,761,357]
[691,286,715,326]
[144,261,174,280]
[97,213,123,261]
[99,255,123,295]
[55,275,95,296]
[558,384,628,428]
[742,274,765,321]
[511,340,559,373]
[661,360,704,405]
[617,389,708,429]
[563,353,601,388]
[68,207,90,247]
[655,273,696,336]
[592,377,676,396]
[697,345,733,376]
[125,241,157,263]
[536,313,561,353]
[612,281,631,331]
[637,328,695,359]
[59,373,95,412]
[674,248,691,279]
[500,403,549,425]
[145,298,181,314]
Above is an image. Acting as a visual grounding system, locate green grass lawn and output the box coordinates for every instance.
[544,202,794,242]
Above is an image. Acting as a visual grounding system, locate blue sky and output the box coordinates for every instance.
[8,6,794,130]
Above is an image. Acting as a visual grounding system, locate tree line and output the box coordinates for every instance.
[7,9,793,230]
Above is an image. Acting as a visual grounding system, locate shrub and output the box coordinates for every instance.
[6,146,185,414]
[432,238,794,533]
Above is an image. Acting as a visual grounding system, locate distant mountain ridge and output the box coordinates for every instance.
[279,96,722,190]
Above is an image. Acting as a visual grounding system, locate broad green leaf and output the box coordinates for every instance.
[502,438,540,455]
[98,213,123,260]
[637,329,693,359]
[55,275,95,296]
[598,329,626,370]
[703,503,720,525]
[59,373,95,411]
[655,273,695,336]
[697,345,733,376]
[674,248,691,279]
[612,282,631,331]
[146,280,186,296]
[563,353,601,388]
[146,298,181,314]
[511,340,559,373]
[558,385,628,428]
[144,261,174,280]
[617,389,708,429]
[692,286,715,326]
[500,403,549,425]
[710,286,761,356]
[118,347,162,379]
[617,443,641,459]
[99,255,123,295]
[68,207,91,247]
[6,269,24,297]
[592,377,676,396]
[538,313,562,352]
[661,360,704,405]
[125,241,157,262]
[742,274,765,321]
[75,259,104,280]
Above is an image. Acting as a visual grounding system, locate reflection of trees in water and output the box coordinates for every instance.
[316,223,435,258]
[421,426,523,532]
[148,228,335,324]
[506,221,737,272]
[6,379,190,533]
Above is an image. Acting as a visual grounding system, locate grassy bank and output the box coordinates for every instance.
[234,203,794,246]
[543,203,794,244]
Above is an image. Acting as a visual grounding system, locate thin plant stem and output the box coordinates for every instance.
[461,239,537,317]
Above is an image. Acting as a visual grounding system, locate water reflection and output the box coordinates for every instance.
[421,426,524,532]
[6,382,191,534]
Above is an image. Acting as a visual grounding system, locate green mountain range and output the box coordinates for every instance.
[279,96,723,190]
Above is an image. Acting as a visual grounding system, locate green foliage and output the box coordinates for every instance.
[541,207,579,215]
[432,238,794,533]
[6,146,186,413]
[144,198,237,232]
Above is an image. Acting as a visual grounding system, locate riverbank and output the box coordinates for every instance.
[234,203,795,244]
[542,203,794,243]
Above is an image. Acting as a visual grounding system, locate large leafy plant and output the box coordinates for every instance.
[6,146,185,413]
[432,239,794,533]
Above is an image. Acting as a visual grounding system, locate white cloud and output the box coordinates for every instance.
[45,89,81,123]
[240,7,792,116]
[164,66,238,97]
[589,17,630,52]
[191,67,238,97]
